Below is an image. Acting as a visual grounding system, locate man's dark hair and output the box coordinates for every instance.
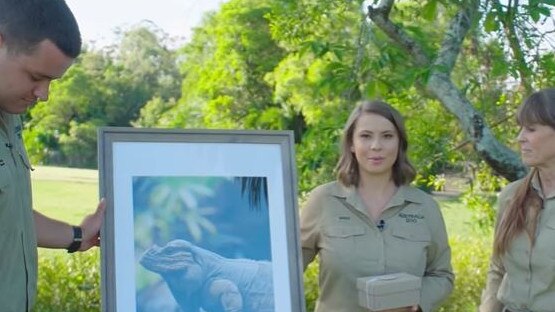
[0,0,81,57]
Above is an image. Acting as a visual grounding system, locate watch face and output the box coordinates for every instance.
[67,226,83,253]
[74,226,83,240]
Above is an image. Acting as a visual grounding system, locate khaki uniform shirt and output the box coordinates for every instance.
[0,112,37,311]
[480,175,555,312]
[301,181,453,312]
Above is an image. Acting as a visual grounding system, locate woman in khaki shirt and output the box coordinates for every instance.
[480,88,555,312]
[301,100,454,312]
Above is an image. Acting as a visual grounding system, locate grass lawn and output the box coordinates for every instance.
[31,166,98,256]
[31,165,477,240]
[31,165,98,224]
[435,195,477,239]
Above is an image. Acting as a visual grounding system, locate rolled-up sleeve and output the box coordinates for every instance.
[479,255,505,312]
[300,186,324,270]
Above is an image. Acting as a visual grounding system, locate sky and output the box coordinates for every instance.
[65,0,226,48]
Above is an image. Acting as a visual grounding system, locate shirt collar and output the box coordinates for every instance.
[330,182,423,211]
[530,170,555,200]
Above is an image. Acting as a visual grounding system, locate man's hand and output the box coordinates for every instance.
[79,198,106,251]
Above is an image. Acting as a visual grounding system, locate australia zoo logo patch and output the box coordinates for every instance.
[398,213,424,223]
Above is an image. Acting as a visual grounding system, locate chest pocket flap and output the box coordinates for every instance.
[324,225,365,238]
[392,225,431,242]
[544,213,555,230]
[0,154,11,190]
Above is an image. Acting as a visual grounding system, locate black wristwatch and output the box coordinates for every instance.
[66,226,82,253]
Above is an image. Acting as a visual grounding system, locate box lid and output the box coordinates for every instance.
[356,272,422,296]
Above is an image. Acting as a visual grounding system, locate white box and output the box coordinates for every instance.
[356,272,421,311]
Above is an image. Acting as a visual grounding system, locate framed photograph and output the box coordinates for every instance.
[98,127,305,312]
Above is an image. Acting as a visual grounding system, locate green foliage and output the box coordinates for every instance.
[437,237,491,312]
[25,24,180,168]
[21,0,554,188]
[33,251,100,312]
[58,121,101,168]
[393,93,462,191]
[462,162,509,232]
[536,52,555,88]
[34,239,491,312]
[132,97,177,128]
[295,116,345,193]
[523,0,555,22]
[479,0,553,90]
[304,261,320,312]
[162,0,286,130]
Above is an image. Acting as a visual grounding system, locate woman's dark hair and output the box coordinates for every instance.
[336,100,416,187]
[0,0,81,57]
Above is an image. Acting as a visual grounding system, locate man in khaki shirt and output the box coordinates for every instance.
[0,1,105,310]
[0,112,37,311]
[302,181,454,312]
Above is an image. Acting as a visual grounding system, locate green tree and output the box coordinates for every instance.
[152,0,294,133]
[364,0,555,181]
[263,0,555,190]
[25,24,181,168]
[266,0,461,191]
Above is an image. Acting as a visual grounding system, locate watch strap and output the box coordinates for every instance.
[66,226,82,253]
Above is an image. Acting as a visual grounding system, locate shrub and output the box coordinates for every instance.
[33,237,491,311]
[33,250,100,312]
[304,261,320,311]
[303,237,492,311]
[438,236,491,311]
[462,162,508,233]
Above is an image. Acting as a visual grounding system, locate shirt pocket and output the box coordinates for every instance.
[16,143,32,170]
[320,225,366,264]
[0,163,9,188]
[324,225,365,238]
[0,162,15,231]
[389,226,431,275]
[537,216,555,261]
[0,154,12,192]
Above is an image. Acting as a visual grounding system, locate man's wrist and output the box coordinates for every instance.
[66,226,82,253]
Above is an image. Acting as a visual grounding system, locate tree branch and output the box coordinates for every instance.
[431,3,473,75]
[427,74,527,181]
[426,0,526,180]
[367,0,527,181]
[367,1,430,67]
